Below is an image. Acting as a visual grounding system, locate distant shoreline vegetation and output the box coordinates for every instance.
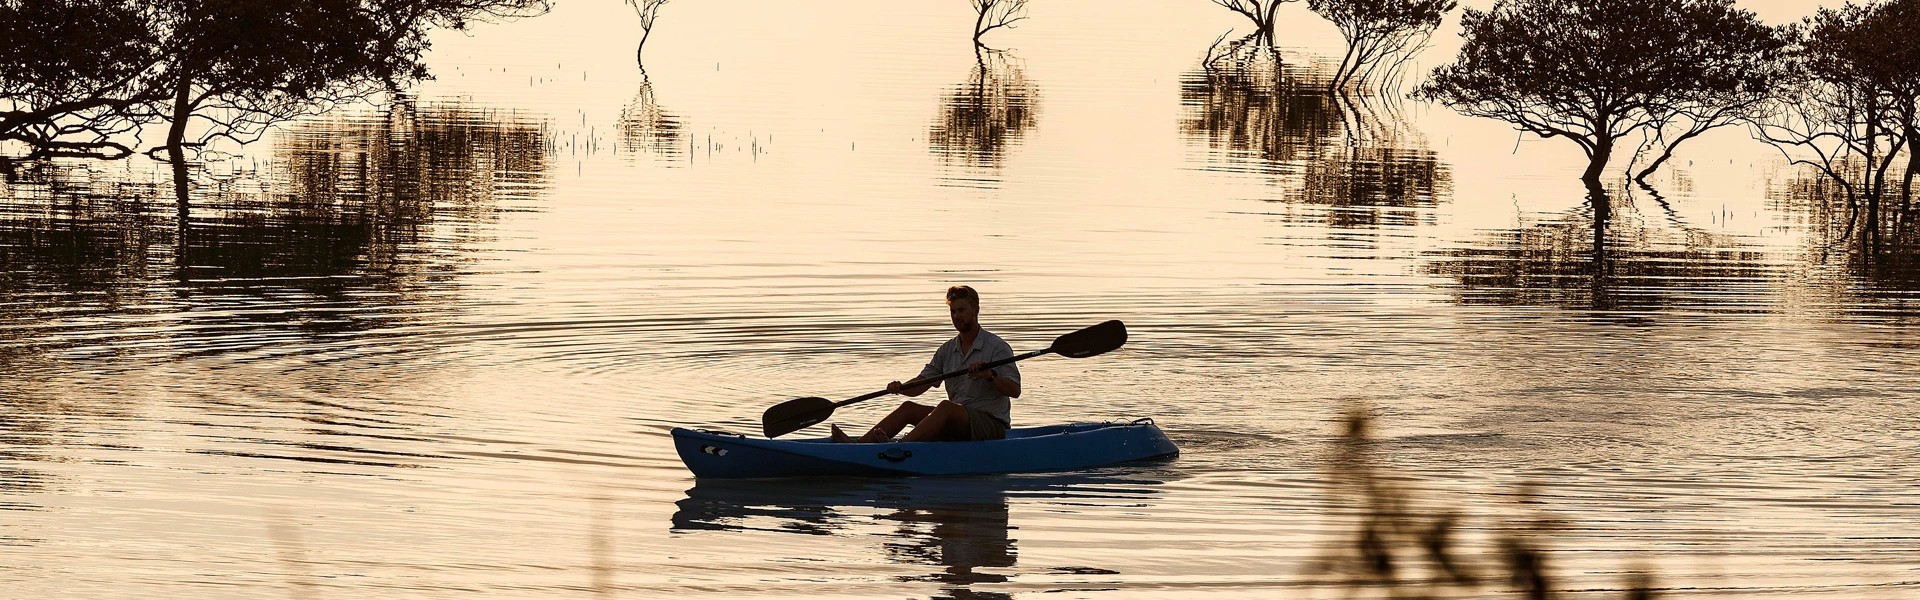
[0,0,549,218]
[6,0,1920,250]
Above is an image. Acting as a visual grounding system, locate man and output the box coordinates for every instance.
[831,285,1020,443]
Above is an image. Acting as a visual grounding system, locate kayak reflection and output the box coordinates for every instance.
[671,469,1173,598]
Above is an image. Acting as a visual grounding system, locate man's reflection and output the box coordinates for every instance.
[672,472,1167,598]
[882,498,1015,599]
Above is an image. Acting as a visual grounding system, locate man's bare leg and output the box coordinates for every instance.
[899,401,971,443]
[845,400,935,443]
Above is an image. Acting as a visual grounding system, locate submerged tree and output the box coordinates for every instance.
[1414,0,1783,185]
[1308,0,1455,94]
[0,0,549,218]
[971,0,1028,46]
[147,0,399,221]
[1753,0,1920,250]
[1205,0,1298,46]
[625,0,667,66]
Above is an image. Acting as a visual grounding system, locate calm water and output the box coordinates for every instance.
[4,1,1918,598]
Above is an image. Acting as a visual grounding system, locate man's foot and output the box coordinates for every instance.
[829,424,853,443]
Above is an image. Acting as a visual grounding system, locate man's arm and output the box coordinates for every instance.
[888,379,936,396]
[968,359,1021,398]
[988,368,1020,398]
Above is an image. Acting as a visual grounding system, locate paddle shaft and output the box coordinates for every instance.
[831,348,1050,408]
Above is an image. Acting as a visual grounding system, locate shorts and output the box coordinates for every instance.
[967,407,1008,441]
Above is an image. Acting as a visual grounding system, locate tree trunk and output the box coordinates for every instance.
[1586,174,1612,224]
[636,27,651,66]
[1262,1,1283,41]
[167,74,193,229]
[973,2,990,44]
[1634,124,1712,183]
[1865,116,1882,251]
[1903,121,1918,215]
[1585,178,1613,311]
[1329,39,1360,94]
[1582,136,1615,185]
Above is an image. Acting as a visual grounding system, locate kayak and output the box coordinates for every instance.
[672,419,1178,479]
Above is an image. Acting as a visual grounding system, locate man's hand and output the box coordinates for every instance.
[967,360,995,381]
[887,380,905,394]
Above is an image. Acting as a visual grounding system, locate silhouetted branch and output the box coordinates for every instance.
[0,0,168,159]
[1205,0,1298,46]
[972,0,1029,46]
[1310,0,1455,94]
[626,0,667,65]
[1202,31,1279,75]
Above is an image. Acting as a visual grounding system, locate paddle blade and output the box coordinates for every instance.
[762,396,836,438]
[1051,320,1127,358]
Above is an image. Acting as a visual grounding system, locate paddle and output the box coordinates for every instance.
[760,320,1128,439]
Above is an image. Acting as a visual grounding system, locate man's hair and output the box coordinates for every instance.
[946,285,980,305]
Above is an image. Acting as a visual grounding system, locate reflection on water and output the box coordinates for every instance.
[673,471,1168,598]
[929,48,1040,184]
[1771,171,1920,327]
[1182,53,1339,171]
[6,3,1920,598]
[1425,185,1782,317]
[0,100,548,362]
[619,70,685,159]
[1180,53,1449,230]
[0,389,57,501]
[1298,110,1449,230]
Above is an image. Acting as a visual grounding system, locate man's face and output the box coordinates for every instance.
[949,298,979,333]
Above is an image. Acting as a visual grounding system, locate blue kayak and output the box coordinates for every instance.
[672,419,1178,479]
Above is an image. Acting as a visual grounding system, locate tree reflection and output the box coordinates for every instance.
[0,100,548,356]
[179,100,545,303]
[1424,183,1779,317]
[0,168,167,362]
[1775,170,1920,324]
[1297,110,1449,229]
[618,70,685,159]
[1184,46,1338,169]
[1181,53,1450,229]
[928,48,1040,175]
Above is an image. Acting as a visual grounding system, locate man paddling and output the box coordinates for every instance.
[831,285,1020,443]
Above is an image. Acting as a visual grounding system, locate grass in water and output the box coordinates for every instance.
[1310,406,1658,599]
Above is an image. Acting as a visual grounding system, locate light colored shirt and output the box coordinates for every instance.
[916,328,1020,427]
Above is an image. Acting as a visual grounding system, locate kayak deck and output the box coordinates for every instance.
[673,419,1178,479]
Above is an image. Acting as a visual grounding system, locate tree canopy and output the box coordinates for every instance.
[1414,0,1783,183]
[1308,0,1454,94]
[1754,0,1920,248]
[0,0,164,159]
[0,0,547,163]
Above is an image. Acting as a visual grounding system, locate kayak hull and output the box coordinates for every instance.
[672,419,1178,479]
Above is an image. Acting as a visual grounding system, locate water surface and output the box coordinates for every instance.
[2,1,1917,598]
